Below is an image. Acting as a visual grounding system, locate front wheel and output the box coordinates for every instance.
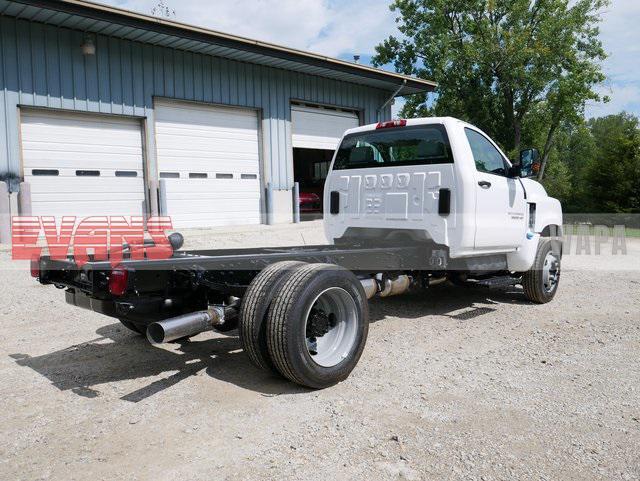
[266,263,369,389]
[522,239,561,303]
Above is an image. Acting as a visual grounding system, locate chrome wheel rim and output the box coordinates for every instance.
[303,287,358,368]
[542,251,560,293]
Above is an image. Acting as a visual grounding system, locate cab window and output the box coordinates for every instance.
[333,125,452,170]
[464,128,507,176]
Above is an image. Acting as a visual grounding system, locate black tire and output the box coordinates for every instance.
[239,261,306,371]
[522,238,561,303]
[119,319,146,335]
[266,263,369,389]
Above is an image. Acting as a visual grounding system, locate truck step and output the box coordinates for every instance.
[475,276,521,288]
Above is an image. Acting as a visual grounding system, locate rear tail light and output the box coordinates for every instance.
[30,258,40,278]
[376,119,407,129]
[109,267,129,296]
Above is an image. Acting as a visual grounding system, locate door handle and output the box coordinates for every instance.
[478,181,492,189]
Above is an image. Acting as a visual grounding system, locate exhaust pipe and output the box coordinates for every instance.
[146,305,237,344]
[360,275,412,300]
[360,274,447,300]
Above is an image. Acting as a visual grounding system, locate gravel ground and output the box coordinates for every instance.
[0,220,638,481]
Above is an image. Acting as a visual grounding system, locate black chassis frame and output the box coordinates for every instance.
[38,240,454,326]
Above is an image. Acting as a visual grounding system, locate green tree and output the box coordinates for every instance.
[373,0,608,179]
[543,122,596,211]
[584,113,640,213]
[541,157,572,201]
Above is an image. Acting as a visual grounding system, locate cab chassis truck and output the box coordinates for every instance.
[33,117,563,389]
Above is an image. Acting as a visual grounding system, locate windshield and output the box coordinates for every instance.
[333,124,452,170]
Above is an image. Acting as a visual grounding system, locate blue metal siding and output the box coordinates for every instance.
[0,15,391,188]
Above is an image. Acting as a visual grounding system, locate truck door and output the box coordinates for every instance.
[464,128,526,249]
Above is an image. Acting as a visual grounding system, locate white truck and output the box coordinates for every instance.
[34,117,563,389]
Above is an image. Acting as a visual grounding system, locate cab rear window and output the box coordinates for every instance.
[333,124,452,170]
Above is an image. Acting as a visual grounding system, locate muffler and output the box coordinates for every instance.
[360,278,379,299]
[359,274,447,300]
[378,275,412,298]
[146,305,237,344]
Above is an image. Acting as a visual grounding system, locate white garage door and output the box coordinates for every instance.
[154,100,262,229]
[291,105,360,150]
[21,110,146,218]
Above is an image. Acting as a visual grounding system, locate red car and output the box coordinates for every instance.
[298,191,321,213]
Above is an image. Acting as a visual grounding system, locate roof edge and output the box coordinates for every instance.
[11,0,436,94]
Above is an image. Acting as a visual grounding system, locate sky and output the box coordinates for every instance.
[105,0,640,119]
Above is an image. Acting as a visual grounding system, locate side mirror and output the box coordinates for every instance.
[517,148,541,178]
[508,159,522,178]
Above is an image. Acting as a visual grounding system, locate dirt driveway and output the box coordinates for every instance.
[1,221,638,480]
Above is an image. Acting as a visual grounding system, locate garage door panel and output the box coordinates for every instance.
[155,103,257,124]
[23,153,144,170]
[24,201,146,218]
[20,130,143,146]
[156,139,260,155]
[28,178,144,195]
[156,110,258,126]
[166,212,262,228]
[167,187,261,228]
[30,196,145,207]
[156,131,258,144]
[173,213,262,223]
[21,125,142,146]
[155,133,260,155]
[157,160,259,174]
[155,100,261,228]
[157,149,259,161]
[21,109,141,127]
[163,184,259,197]
[167,198,259,209]
[27,169,143,178]
[26,194,144,206]
[21,110,146,218]
[156,123,258,138]
[160,160,258,173]
[20,123,136,136]
[158,147,259,156]
[291,105,359,150]
[22,141,142,156]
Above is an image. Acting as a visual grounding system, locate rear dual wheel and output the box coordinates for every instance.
[239,262,369,389]
[239,261,305,371]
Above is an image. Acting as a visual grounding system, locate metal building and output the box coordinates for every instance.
[0,0,434,231]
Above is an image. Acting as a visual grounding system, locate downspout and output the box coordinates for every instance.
[377,79,407,122]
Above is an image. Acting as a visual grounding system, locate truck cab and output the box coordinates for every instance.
[323,117,563,273]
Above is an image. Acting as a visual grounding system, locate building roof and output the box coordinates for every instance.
[0,0,436,96]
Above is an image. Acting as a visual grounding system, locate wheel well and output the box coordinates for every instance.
[540,224,563,237]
